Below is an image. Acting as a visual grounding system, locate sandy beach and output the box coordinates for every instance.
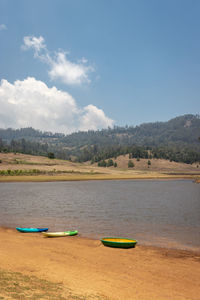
[0,227,200,299]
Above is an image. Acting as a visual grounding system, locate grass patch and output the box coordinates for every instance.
[0,169,45,176]
[0,269,107,300]
[10,159,57,166]
[0,169,101,176]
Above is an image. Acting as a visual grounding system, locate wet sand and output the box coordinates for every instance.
[0,227,200,299]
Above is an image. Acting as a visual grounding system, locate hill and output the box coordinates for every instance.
[0,114,200,164]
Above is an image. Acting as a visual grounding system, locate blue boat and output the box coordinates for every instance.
[16,227,48,233]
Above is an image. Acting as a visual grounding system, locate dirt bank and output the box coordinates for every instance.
[0,227,199,299]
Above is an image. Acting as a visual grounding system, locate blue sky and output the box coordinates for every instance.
[0,0,199,133]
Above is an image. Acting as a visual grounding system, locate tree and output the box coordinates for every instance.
[107,159,114,167]
[147,160,151,167]
[48,152,55,159]
[98,160,107,167]
[128,160,134,168]
[114,162,117,167]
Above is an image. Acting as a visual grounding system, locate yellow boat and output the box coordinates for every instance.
[42,230,78,237]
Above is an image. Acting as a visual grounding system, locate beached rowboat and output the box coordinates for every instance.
[42,230,78,237]
[16,227,48,233]
[101,237,137,248]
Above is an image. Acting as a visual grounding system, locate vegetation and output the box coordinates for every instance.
[47,152,55,159]
[128,160,134,168]
[0,269,65,300]
[98,159,115,167]
[147,160,151,168]
[0,169,100,176]
[0,268,106,300]
[0,114,200,165]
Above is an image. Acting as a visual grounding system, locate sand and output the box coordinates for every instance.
[0,227,200,299]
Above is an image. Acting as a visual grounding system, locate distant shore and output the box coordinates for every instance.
[0,152,200,183]
[0,172,199,183]
[0,227,199,299]
[0,174,200,183]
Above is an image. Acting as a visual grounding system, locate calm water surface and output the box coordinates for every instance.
[0,180,199,250]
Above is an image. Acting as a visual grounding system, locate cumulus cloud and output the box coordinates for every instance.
[0,24,7,31]
[80,105,114,131]
[0,77,114,133]
[22,35,94,86]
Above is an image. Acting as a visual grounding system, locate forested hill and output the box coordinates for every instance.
[61,114,200,150]
[0,114,200,164]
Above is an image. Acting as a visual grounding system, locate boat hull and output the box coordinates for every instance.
[101,237,137,248]
[42,230,78,237]
[16,227,48,233]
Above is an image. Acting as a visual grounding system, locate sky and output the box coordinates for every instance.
[0,0,199,133]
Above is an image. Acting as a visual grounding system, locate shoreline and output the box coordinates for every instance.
[0,172,199,182]
[1,225,199,253]
[1,226,200,255]
[0,227,199,299]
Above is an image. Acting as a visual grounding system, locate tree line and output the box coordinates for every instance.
[0,114,200,164]
[0,138,200,165]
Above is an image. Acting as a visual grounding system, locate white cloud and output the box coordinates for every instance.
[22,36,46,57]
[0,77,114,133]
[79,105,114,131]
[0,24,7,31]
[22,35,94,86]
[48,51,94,85]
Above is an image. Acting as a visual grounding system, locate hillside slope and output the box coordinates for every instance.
[0,114,200,163]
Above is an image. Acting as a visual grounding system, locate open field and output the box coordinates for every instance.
[0,227,200,300]
[0,153,200,182]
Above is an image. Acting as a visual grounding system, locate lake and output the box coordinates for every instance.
[0,180,199,250]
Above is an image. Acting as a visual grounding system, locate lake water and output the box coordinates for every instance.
[0,180,199,251]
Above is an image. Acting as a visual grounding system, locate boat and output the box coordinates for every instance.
[42,230,78,237]
[101,237,137,248]
[16,227,48,233]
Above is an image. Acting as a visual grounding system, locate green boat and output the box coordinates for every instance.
[101,237,137,248]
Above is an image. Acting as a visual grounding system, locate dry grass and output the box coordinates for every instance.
[0,153,199,182]
[0,269,107,300]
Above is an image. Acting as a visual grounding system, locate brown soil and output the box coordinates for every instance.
[0,227,200,299]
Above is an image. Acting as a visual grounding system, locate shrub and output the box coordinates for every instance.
[106,159,114,167]
[47,152,55,159]
[128,160,134,168]
[98,160,107,167]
